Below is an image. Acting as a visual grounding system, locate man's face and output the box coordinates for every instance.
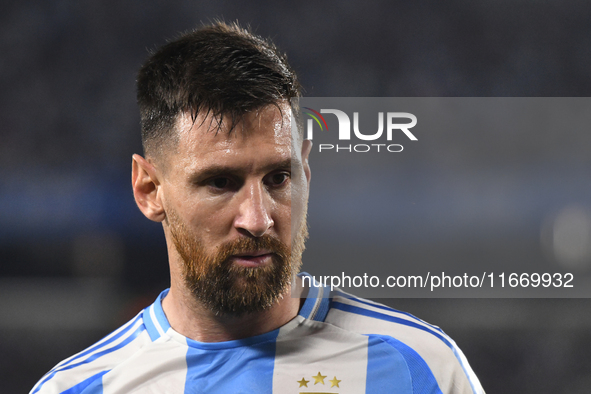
[158,103,310,315]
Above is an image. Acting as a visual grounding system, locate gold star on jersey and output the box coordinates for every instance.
[296,371,340,394]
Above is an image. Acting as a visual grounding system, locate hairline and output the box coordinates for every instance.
[146,100,303,170]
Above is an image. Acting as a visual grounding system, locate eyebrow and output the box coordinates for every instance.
[189,158,299,181]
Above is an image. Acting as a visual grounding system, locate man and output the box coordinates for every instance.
[31,22,484,393]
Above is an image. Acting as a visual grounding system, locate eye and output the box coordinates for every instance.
[267,172,289,187]
[208,177,231,189]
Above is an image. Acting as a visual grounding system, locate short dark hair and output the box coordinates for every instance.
[136,21,301,158]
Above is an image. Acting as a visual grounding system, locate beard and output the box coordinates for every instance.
[167,207,308,316]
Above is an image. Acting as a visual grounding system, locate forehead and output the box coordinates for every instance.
[169,103,295,171]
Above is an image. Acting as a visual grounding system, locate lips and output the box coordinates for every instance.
[230,250,273,267]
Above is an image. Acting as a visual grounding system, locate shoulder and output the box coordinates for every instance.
[325,290,485,394]
[30,311,150,394]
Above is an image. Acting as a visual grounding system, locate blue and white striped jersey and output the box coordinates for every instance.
[31,273,484,394]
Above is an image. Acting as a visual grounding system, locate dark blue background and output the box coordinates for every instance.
[2,1,591,392]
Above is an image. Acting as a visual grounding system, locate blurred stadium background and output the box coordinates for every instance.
[2,1,591,392]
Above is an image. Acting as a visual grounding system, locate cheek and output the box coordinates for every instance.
[290,200,306,243]
[275,203,292,227]
[197,207,235,236]
[276,206,294,247]
[289,178,308,233]
[175,199,232,238]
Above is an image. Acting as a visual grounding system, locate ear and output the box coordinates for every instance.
[301,139,312,186]
[132,154,166,222]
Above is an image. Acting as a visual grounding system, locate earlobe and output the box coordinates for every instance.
[131,154,166,222]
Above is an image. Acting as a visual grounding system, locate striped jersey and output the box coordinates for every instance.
[31,273,484,394]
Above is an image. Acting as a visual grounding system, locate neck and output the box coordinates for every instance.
[161,277,304,342]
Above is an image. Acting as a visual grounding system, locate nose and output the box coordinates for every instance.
[233,181,274,237]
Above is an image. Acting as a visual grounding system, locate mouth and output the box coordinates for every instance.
[230,250,273,268]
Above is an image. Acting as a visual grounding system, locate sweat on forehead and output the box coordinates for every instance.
[147,103,296,166]
[141,103,296,162]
